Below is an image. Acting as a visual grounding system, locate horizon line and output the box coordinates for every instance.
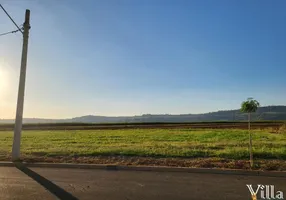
[0,105,284,120]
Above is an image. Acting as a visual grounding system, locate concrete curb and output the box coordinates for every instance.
[0,162,285,177]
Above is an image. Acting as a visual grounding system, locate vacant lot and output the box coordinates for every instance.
[0,129,285,170]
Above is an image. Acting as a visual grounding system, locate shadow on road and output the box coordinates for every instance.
[15,162,79,200]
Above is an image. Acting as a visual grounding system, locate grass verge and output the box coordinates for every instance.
[0,129,285,170]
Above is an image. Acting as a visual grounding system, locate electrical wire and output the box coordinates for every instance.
[0,4,23,34]
[0,29,21,37]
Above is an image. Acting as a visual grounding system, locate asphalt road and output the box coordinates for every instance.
[0,166,285,200]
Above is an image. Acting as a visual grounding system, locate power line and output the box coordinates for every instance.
[0,4,23,34]
[0,29,21,37]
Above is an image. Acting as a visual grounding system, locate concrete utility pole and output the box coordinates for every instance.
[12,9,30,161]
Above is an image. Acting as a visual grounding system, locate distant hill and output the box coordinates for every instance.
[1,105,286,124]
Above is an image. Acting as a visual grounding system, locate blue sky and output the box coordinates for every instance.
[0,0,285,118]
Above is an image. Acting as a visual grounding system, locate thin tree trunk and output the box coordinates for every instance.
[248,112,253,168]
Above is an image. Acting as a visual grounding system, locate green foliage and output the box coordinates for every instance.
[0,129,285,160]
[241,98,260,113]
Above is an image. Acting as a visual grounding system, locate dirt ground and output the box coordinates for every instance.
[0,122,284,131]
[3,156,285,171]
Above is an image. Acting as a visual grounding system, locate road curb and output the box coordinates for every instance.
[0,162,285,177]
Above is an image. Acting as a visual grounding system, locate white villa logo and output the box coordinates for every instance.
[246,185,284,200]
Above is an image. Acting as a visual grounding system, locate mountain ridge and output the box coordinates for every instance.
[1,105,286,124]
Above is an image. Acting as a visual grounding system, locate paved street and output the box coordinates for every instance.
[0,166,285,200]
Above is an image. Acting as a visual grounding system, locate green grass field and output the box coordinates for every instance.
[0,129,285,160]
